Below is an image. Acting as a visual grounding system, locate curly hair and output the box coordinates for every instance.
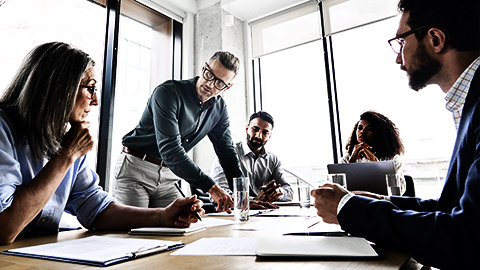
[345,111,404,160]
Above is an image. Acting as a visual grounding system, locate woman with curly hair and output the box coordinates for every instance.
[340,110,405,194]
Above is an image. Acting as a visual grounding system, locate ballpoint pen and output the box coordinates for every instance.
[174,182,202,221]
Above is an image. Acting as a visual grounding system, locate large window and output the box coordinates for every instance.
[331,16,454,198]
[251,0,455,198]
[251,2,332,187]
[0,0,177,194]
[0,0,106,168]
[108,1,174,192]
[257,41,333,172]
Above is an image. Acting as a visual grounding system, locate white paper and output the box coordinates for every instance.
[234,217,343,233]
[235,217,312,232]
[199,217,236,227]
[206,209,273,217]
[171,237,258,256]
[256,207,317,217]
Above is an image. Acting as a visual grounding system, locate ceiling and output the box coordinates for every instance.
[145,0,310,22]
[221,0,310,22]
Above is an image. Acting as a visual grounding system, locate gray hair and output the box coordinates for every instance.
[0,42,95,159]
[210,51,240,75]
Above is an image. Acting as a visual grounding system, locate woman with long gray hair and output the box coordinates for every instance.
[0,42,203,244]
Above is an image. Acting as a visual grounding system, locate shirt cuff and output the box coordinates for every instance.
[278,186,286,201]
[337,193,355,214]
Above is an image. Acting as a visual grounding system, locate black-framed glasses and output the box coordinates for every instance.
[388,26,428,54]
[79,85,98,99]
[202,62,230,90]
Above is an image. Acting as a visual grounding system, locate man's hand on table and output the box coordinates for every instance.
[254,180,283,202]
[310,183,350,224]
[208,184,234,213]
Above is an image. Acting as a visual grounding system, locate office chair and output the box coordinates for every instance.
[403,175,416,197]
[189,185,217,213]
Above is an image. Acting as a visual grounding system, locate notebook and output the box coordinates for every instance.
[256,236,378,258]
[327,161,395,195]
[130,222,206,236]
[0,236,184,267]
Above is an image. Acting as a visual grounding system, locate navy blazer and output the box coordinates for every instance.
[338,69,480,269]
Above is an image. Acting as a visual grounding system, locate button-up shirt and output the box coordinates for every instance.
[210,141,293,201]
[122,77,242,192]
[445,56,480,129]
[0,110,114,236]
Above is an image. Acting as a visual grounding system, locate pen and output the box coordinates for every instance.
[283,232,348,236]
[129,245,169,258]
[174,182,202,221]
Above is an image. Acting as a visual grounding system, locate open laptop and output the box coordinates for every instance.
[327,161,395,195]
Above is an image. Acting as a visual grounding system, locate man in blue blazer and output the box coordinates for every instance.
[311,0,480,268]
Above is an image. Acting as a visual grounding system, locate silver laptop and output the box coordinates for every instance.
[327,161,395,195]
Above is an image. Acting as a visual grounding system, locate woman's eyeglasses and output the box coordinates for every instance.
[79,85,98,99]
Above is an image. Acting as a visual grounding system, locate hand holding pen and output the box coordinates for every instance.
[174,182,203,221]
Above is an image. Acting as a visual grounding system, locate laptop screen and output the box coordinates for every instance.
[327,161,395,195]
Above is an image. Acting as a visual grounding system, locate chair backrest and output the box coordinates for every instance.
[403,175,416,197]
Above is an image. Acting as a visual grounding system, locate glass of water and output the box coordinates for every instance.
[297,179,311,208]
[328,173,347,189]
[233,177,249,222]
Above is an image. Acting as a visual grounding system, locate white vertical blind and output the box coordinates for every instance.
[250,0,399,58]
[322,0,398,35]
[250,0,320,58]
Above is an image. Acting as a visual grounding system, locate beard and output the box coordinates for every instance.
[402,42,442,91]
[247,134,265,149]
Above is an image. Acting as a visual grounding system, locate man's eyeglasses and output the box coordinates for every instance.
[80,85,98,99]
[388,26,427,54]
[202,63,230,90]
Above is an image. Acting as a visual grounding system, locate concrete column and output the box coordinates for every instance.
[192,0,247,173]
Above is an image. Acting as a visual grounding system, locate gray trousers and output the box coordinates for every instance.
[114,152,181,208]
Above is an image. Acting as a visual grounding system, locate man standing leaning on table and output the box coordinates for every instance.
[115,51,243,212]
[210,111,294,209]
[311,0,480,268]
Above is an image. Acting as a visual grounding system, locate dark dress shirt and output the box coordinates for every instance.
[122,77,242,192]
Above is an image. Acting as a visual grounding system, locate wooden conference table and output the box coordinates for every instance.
[0,210,411,270]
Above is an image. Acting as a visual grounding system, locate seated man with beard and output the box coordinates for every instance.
[210,111,293,209]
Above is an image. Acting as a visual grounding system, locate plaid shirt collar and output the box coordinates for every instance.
[445,56,480,129]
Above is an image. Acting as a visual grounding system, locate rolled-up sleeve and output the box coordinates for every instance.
[64,157,114,229]
[271,158,293,202]
[0,116,23,213]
